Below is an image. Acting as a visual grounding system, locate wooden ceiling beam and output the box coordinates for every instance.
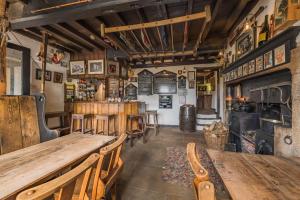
[103,11,207,34]
[156,27,164,52]
[56,23,103,50]
[136,8,155,51]
[132,50,194,59]
[193,5,211,54]
[114,13,145,52]
[10,0,190,30]
[132,59,218,68]
[74,20,110,49]
[183,0,193,51]
[223,0,250,33]
[41,25,93,51]
[16,29,76,53]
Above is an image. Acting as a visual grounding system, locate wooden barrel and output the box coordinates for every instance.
[179,105,196,132]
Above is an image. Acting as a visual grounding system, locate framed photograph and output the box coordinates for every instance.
[129,77,137,82]
[189,80,195,89]
[45,71,52,81]
[236,29,255,59]
[238,66,243,78]
[274,44,286,66]
[243,63,249,76]
[188,71,195,81]
[264,51,273,69]
[70,61,85,75]
[121,66,128,78]
[233,69,238,79]
[53,72,63,83]
[178,70,182,75]
[106,61,120,76]
[88,59,104,75]
[249,60,255,74]
[255,56,264,72]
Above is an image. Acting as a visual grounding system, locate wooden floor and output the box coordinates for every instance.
[117,127,229,200]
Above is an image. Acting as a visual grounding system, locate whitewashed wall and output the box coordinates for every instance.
[7,32,70,113]
[131,63,218,125]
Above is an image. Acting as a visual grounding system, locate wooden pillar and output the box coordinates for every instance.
[0,0,7,95]
[290,46,300,157]
[40,32,48,94]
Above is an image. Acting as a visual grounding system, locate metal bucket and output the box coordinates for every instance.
[179,104,196,132]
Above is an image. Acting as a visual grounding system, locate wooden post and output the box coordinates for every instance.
[41,31,48,94]
[0,0,7,95]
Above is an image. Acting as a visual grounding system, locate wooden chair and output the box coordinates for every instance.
[187,143,215,200]
[91,134,127,200]
[16,153,100,200]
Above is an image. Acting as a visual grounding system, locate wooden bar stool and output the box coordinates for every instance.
[70,114,93,134]
[145,110,159,135]
[126,114,145,147]
[95,114,117,136]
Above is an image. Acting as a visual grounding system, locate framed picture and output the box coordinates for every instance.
[188,71,195,81]
[189,80,195,89]
[264,51,273,69]
[88,59,104,75]
[243,63,249,76]
[129,77,137,82]
[233,69,238,79]
[45,71,52,81]
[238,66,243,78]
[106,61,120,76]
[274,44,286,66]
[178,70,182,75]
[53,72,63,83]
[255,56,264,72]
[236,29,255,59]
[36,69,52,81]
[249,60,255,74]
[121,66,128,78]
[70,61,85,75]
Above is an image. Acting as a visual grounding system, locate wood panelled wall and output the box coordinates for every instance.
[73,102,141,135]
[70,50,105,61]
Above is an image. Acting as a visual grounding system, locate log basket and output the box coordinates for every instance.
[204,122,229,151]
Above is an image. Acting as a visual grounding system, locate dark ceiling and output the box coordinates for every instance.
[8,0,258,66]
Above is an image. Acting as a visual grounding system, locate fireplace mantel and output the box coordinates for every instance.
[223,26,300,84]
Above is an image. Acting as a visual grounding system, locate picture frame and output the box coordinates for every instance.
[243,63,249,76]
[36,69,52,81]
[274,44,286,66]
[70,61,85,75]
[121,65,128,79]
[238,66,243,78]
[53,72,63,83]
[249,60,255,74]
[87,59,104,75]
[264,51,273,69]
[106,60,120,76]
[255,56,264,72]
[188,71,195,81]
[236,29,255,59]
[189,80,195,89]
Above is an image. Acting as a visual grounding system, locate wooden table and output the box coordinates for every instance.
[207,149,300,200]
[0,134,115,200]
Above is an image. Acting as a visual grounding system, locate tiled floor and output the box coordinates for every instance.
[118,127,202,200]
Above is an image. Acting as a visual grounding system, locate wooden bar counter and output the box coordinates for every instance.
[72,101,144,135]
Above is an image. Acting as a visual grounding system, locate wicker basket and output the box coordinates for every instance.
[204,130,229,151]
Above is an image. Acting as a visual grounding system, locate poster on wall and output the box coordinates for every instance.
[274,44,286,66]
[70,61,85,75]
[264,51,273,69]
[255,56,264,72]
[249,60,255,74]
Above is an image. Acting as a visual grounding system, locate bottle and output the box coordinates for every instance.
[258,15,270,46]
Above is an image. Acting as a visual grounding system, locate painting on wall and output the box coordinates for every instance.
[249,60,255,74]
[236,29,255,59]
[274,0,288,29]
[106,61,120,76]
[264,51,273,69]
[243,63,249,76]
[189,80,195,89]
[53,72,63,83]
[70,61,85,75]
[36,69,52,81]
[188,71,195,81]
[274,44,286,66]
[255,56,264,72]
[238,66,243,78]
[88,59,104,75]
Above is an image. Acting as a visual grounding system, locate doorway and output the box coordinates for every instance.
[6,43,30,95]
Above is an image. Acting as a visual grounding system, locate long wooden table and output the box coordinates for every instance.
[0,134,115,200]
[206,149,300,200]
